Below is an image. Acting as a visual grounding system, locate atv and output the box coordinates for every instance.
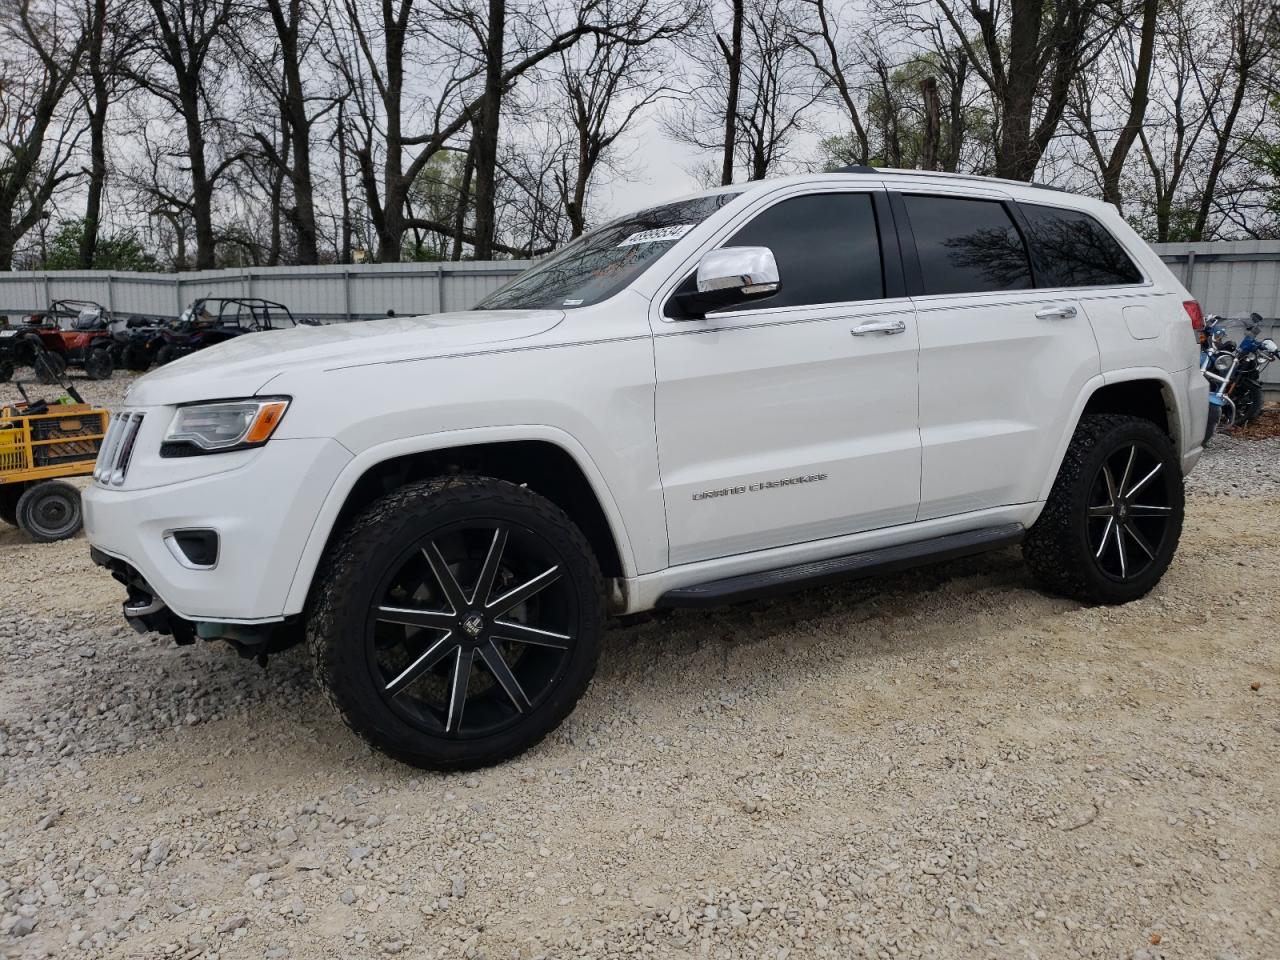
[152,297,297,368]
[111,315,171,372]
[24,299,122,381]
[0,323,69,385]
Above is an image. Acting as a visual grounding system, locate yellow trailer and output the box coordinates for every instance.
[0,403,109,541]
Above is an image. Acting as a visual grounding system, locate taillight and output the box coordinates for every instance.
[1183,300,1204,332]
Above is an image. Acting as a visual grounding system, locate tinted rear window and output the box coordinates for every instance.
[1020,204,1143,287]
[903,195,1032,295]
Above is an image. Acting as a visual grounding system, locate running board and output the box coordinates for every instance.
[655,523,1025,609]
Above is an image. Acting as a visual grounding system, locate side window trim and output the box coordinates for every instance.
[872,191,907,300]
[1005,200,1049,289]
[661,187,900,320]
[886,192,924,297]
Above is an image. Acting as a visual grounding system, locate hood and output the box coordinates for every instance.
[126,309,564,406]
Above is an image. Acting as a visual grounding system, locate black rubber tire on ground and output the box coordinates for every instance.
[154,344,178,366]
[0,359,12,383]
[0,484,23,526]
[1236,380,1264,424]
[307,475,605,771]
[1023,414,1184,605]
[122,343,152,372]
[83,347,114,380]
[34,352,67,384]
[15,480,83,542]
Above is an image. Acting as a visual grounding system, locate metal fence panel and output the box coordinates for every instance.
[0,261,528,324]
[3,239,1279,326]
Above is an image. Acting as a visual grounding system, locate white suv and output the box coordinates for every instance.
[84,169,1209,769]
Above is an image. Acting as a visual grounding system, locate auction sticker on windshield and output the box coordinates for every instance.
[618,224,695,246]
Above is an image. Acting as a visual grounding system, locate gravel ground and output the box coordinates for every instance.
[1,374,1278,960]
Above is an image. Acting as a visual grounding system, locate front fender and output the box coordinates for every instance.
[280,424,639,617]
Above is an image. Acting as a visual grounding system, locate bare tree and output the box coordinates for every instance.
[925,0,1116,180]
[0,0,89,269]
[552,27,679,236]
[667,0,818,183]
[130,0,244,268]
[1188,0,1272,238]
[1066,0,1159,210]
[792,0,869,165]
[235,0,337,264]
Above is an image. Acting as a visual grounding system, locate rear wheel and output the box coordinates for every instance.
[34,352,66,384]
[84,347,114,380]
[15,481,83,542]
[1024,414,1183,604]
[122,343,152,372]
[308,476,605,770]
[0,484,23,526]
[0,359,12,383]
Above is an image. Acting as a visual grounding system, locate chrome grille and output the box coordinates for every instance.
[93,412,145,485]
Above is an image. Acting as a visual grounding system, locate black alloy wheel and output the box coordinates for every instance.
[369,520,578,739]
[1086,441,1175,582]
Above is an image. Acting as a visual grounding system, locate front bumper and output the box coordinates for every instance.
[84,436,351,623]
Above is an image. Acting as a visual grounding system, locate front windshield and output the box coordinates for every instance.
[475,193,741,311]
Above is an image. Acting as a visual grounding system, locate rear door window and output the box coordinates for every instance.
[1019,204,1144,287]
[902,195,1033,295]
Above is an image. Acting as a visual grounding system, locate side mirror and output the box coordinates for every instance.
[675,246,780,318]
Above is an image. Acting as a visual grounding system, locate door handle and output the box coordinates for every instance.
[850,319,907,336]
[1035,305,1077,320]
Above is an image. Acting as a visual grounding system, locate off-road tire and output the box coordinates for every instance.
[307,476,605,771]
[1023,414,1183,604]
[122,343,152,372]
[34,352,66,384]
[84,347,114,380]
[0,484,23,526]
[0,359,12,383]
[155,345,178,367]
[15,480,83,542]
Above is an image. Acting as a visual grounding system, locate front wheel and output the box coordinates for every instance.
[34,352,66,384]
[308,476,605,770]
[1023,414,1184,604]
[0,359,12,383]
[84,347,114,380]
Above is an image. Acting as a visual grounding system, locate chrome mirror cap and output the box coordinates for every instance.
[696,246,780,298]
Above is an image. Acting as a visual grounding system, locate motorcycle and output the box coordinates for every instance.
[1200,311,1278,435]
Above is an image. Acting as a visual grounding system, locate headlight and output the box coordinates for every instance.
[162,397,290,456]
[1213,354,1233,374]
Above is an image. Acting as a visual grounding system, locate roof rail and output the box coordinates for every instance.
[828,165,1066,192]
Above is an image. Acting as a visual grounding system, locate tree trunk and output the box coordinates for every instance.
[451,135,476,260]
[919,77,941,171]
[79,0,109,268]
[269,0,319,264]
[471,0,506,260]
[375,8,408,262]
[180,83,218,269]
[993,0,1044,180]
[337,101,353,264]
[718,0,744,185]
[1100,0,1158,209]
